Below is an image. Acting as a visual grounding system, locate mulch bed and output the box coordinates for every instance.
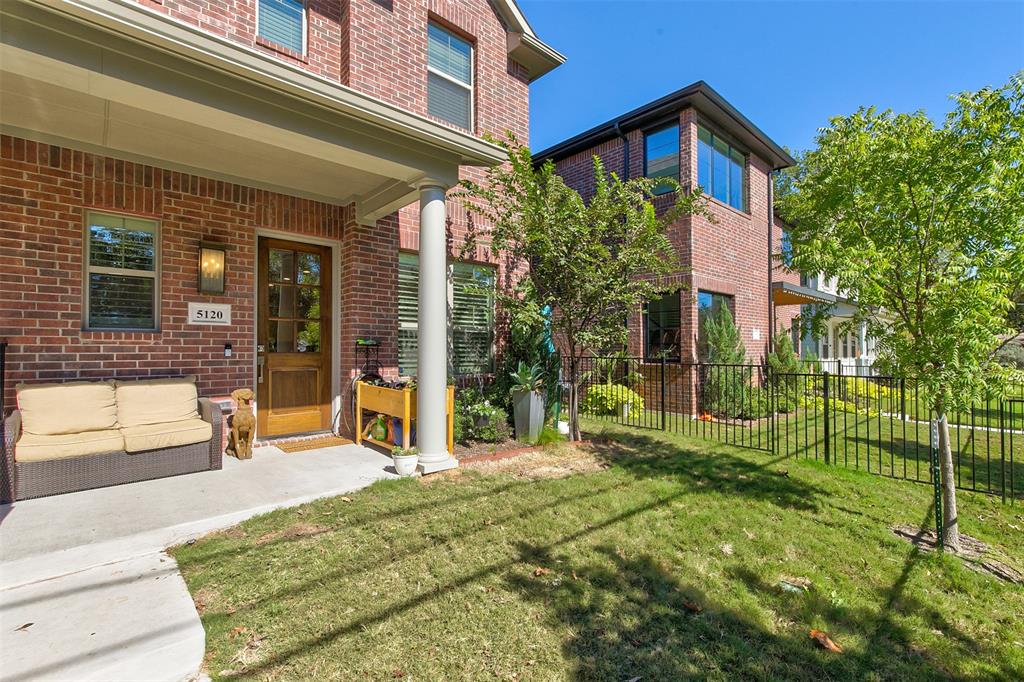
[455,437,541,463]
[892,524,1024,584]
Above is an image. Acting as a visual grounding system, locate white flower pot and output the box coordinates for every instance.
[393,454,419,477]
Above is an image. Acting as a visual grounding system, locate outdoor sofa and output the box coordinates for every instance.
[1,376,222,503]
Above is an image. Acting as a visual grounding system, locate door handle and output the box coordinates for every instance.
[257,356,265,384]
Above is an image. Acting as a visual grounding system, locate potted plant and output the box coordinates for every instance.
[391,446,419,477]
[509,361,545,444]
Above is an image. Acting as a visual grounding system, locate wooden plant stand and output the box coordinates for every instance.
[355,382,454,454]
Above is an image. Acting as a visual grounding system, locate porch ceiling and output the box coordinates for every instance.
[1,0,505,221]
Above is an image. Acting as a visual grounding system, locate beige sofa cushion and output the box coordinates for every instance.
[16,381,118,436]
[16,429,124,462]
[115,376,200,428]
[121,418,212,453]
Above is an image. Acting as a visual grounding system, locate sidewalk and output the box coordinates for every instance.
[0,443,396,681]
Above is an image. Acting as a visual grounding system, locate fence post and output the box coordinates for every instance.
[900,378,906,421]
[930,420,944,549]
[660,355,667,431]
[822,371,831,465]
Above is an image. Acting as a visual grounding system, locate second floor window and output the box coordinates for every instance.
[258,0,305,54]
[427,23,473,130]
[644,291,681,361]
[644,124,680,195]
[698,126,746,211]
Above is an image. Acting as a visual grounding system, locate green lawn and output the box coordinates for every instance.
[173,421,1024,681]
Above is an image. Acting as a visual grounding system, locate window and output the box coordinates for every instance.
[258,0,304,54]
[697,126,747,211]
[451,263,495,374]
[644,124,680,195]
[397,252,420,375]
[85,212,159,330]
[427,23,473,130]
[397,254,496,376]
[644,291,681,361]
[696,291,733,361]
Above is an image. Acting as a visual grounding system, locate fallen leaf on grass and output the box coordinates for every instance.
[720,543,734,556]
[484,519,494,526]
[14,622,33,632]
[228,626,248,639]
[682,600,703,614]
[340,496,353,503]
[810,629,843,653]
[533,567,551,577]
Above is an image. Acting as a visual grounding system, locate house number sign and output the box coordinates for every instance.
[188,302,232,326]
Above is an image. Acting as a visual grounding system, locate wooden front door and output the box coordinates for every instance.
[257,237,332,437]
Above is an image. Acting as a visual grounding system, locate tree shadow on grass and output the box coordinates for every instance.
[507,531,1006,682]
[583,427,825,512]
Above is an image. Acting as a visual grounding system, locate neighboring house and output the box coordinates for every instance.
[0,0,562,465]
[533,82,801,368]
[797,274,880,376]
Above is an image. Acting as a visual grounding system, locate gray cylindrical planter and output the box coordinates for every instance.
[511,389,544,444]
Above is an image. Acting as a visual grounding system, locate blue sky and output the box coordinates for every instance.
[523,0,1024,154]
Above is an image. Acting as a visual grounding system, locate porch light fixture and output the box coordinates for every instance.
[199,241,227,294]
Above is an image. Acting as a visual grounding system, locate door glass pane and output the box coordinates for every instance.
[297,286,320,320]
[269,320,296,352]
[297,321,320,353]
[268,283,297,318]
[269,249,295,283]
[297,252,321,285]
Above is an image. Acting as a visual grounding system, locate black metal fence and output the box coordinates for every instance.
[572,356,1023,502]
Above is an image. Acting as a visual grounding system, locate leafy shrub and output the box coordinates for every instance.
[454,387,511,444]
[581,384,645,415]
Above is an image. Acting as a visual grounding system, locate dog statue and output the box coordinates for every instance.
[227,388,256,460]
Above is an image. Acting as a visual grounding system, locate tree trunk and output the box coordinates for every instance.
[568,355,582,441]
[935,406,961,552]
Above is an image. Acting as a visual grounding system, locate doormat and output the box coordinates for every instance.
[276,435,354,453]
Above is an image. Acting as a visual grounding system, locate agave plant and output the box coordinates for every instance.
[509,361,544,393]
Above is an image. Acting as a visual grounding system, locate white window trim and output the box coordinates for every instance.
[83,210,161,331]
[256,0,308,56]
[427,24,474,131]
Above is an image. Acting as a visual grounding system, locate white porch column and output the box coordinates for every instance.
[416,184,457,473]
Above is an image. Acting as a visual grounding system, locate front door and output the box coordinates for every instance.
[257,237,332,437]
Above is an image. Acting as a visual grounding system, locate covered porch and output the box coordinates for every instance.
[0,0,502,468]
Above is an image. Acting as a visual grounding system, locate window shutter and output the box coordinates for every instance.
[397,253,419,376]
[451,263,494,375]
[259,0,304,53]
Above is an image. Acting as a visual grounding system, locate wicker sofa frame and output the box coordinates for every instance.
[1,398,222,504]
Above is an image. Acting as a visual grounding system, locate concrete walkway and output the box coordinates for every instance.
[0,443,396,681]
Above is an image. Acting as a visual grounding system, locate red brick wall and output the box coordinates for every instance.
[0,136,401,420]
[552,107,801,368]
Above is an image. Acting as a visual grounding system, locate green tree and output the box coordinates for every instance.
[766,329,802,412]
[700,305,749,417]
[458,134,710,441]
[779,73,1024,551]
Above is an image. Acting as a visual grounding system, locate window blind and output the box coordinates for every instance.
[259,0,304,53]
[427,23,472,129]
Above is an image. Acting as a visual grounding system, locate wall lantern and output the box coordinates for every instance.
[199,241,227,294]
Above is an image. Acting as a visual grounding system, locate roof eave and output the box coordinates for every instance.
[507,32,565,82]
[532,81,794,170]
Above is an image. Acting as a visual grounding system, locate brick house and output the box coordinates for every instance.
[0,0,562,467]
[534,82,810,370]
